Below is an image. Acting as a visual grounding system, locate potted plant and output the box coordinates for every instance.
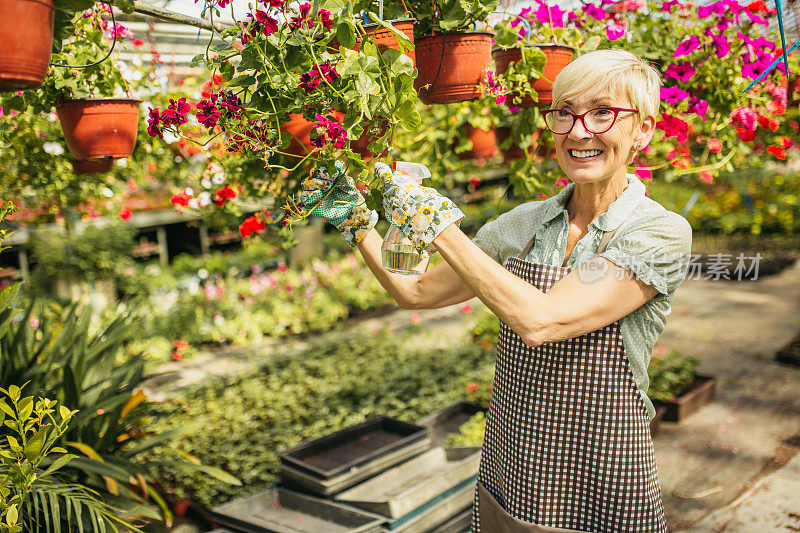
[647,348,717,423]
[455,105,497,160]
[0,0,135,92]
[491,1,595,107]
[374,0,499,103]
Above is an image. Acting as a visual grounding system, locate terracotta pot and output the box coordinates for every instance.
[172,498,191,517]
[72,157,113,174]
[355,19,416,65]
[281,113,315,158]
[56,99,140,160]
[493,44,575,106]
[457,125,497,160]
[789,77,800,106]
[352,120,391,158]
[496,126,541,160]
[0,0,55,92]
[414,31,494,105]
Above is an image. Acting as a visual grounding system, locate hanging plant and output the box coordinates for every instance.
[0,0,135,92]
[491,2,599,107]
[144,0,422,218]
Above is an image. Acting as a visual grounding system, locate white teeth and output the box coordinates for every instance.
[570,149,602,158]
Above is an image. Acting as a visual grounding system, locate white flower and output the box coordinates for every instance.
[116,158,128,167]
[198,268,209,279]
[201,178,212,189]
[198,191,211,206]
[212,172,226,185]
[42,142,64,155]
[101,187,114,198]
[188,198,200,209]
[184,187,194,196]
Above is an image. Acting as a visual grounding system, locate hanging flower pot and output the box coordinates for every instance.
[56,99,140,160]
[0,0,55,92]
[493,44,574,106]
[281,113,316,158]
[357,19,417,65]
[352,120,391,158]
[414,31,494,105]
[72,157,113,174]
[496,126,541,161]
[457,125,497,160]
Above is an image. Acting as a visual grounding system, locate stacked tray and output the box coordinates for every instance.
[210,486,385,533]
[278,416,431,497]
[426,506,472,533]
[416,402,487,460]
[335,447,480,518]
[378,476,476,533]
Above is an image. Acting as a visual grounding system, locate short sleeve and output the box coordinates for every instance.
[471,217,503,264]
[598,211,693,295]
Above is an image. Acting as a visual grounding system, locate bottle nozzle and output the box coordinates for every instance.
[392,161,431,185]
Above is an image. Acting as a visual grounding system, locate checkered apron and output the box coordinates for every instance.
[471,224,668,533]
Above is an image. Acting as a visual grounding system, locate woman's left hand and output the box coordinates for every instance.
[374,162,464,255]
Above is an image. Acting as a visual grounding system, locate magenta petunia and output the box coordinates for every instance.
[660,0,682,11]
[673,35,701,57]
[533,3,567,26]
[605,20,627,40]
[197,99,221,129]
[660,85,690,104]
[710,32,730,58]
[664,62,696,82]
[584,3,607,19]
[688,96,709,121]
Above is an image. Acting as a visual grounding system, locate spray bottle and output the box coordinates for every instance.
[380,161,433,275]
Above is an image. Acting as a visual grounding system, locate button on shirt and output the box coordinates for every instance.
[471,173,693,420]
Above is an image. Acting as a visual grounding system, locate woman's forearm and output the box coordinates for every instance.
[356,228,420,309]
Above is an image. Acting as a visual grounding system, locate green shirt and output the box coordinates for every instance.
[471,173,693,420]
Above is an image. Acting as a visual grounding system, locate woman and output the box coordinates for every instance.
[300,49,691,532]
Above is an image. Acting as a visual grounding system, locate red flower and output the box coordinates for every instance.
[197,98,221,129]
[356,182,367,192]
[132,38,145,48]
[147,107,163,138]
[746,0,769,13]
[706,139,723,153]
[736,127,756,142]
[466,382,480,393]
[289,2,315,31]
[778,136,792,148]
[239,215,266,238]
[319,9,334,31]
[170,191,192,207]
[757,115,779,131]
[469,177,481,187]
[461,304,473,313]
[767,145,786,159]
[171,350,182,361]
[656,113,688,142]
[213,185,238,206]
[118,206,132,221]
[173,339,189,350]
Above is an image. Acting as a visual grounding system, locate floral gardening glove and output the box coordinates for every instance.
[300,160,378,247]
[374,162,464,255]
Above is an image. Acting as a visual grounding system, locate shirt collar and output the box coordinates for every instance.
[540,173,646,232]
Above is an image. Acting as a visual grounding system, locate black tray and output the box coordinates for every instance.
[278,416,429,479]
[416,402,487,449]
[211,487,386,533]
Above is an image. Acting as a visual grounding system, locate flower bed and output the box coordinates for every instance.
[136,332,495,508]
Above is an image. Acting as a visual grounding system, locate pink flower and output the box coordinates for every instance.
[533,3,567,26]
[289,3,315,31]
[660,86,690,104]
[319,9,334,31]
[673,35,701,57]
[118,206,132,220]
[731,106,757,131]
[277,262,287,272]
[656,113,688,142]
[699,171,714,184]
[555,178,569,188]
[584,3,607,19]
[197,98,221,129]
[605,19,627,40]
[410,312,421,325]
[710,32,730,58]
[665,62,696,82]
[688,96,709,121]
[660,0,682,11]
[635,168,652,180]
[461,304,474,313]
[313,113,348,148]
[147,107,163,138]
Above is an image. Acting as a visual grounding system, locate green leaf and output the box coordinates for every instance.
[366,13,414,53]
[229,75,256,88]
[396,100,421,130]
[220,61,235,83]
[0,401,14,419]
[190,53,206,68]
[16,397,33,422]
[24,427,49,462]
[43,453,78,476]
[336,22,356,49]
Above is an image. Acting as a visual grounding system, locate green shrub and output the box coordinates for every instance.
[646,349,701,401]
[444,411,486,449]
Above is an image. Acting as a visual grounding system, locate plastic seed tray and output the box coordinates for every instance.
[378,476,477,533]
[335,447,480,518]
[210,486,386,533]
[415,402,487,459]
[425,506,472,533]
[278,416,430,479]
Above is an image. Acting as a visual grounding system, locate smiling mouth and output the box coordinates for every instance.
[568,149,604,160]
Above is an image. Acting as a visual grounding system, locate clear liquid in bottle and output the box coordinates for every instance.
[381,225,429,275]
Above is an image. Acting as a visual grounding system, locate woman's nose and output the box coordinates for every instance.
[568,117,594,140]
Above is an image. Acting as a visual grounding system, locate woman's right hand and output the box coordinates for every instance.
[299,160,377,247]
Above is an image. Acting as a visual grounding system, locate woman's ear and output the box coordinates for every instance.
[634,115,657,149]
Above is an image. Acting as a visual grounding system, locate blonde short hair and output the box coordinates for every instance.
[551,49,662,124]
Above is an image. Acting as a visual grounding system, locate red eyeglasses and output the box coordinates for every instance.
[542,107,639,135]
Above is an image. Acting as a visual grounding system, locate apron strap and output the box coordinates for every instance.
[516,221,625,261]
